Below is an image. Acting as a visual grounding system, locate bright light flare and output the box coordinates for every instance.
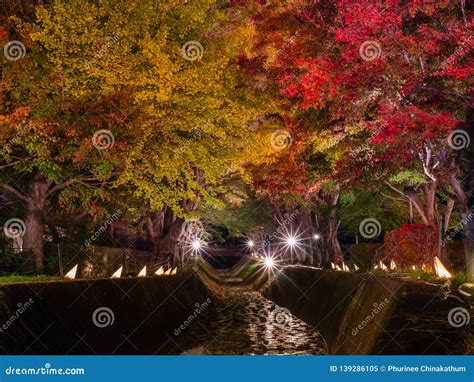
[247,239,255,248]
[434,256,452,279]
[190,238,206,254]
[264,257,274,268]
[287,236,297,246]
[313,234,321,240]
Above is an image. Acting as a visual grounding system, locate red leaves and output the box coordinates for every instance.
[384,224,438,267]
[371,105,459,147]
[280,58,340,109]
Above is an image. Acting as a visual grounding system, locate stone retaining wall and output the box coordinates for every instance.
[263,266,471,354]
[0,274,213,354]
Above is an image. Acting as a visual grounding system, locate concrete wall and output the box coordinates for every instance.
[0,274,213,354]
[263,266,471,355]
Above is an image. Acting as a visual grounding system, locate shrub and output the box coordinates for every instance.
[349,243,383,271]
[384,224,438,268]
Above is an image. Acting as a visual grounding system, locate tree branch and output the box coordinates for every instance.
[0,183,29,203]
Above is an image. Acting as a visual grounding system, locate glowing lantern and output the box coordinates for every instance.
[171,267,177,275]
[342,262,350,272]
[335,264,342,271]
[138,266,147,277]
[434,256,452,279]
[155,266,164,275]
[164,268,172,275]
[354,264,359,271]
[111,266,123,278]
[379,261,388,271]
[330,262,336,270]
[390,260,396,270]
[64,264,78,280]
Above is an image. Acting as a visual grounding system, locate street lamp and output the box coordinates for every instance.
[286,236,297,247]
[264,257,274,268]
[192,239,202,251]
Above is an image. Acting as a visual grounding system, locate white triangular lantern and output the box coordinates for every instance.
[138,266,147,277]
[64,264,78,280]
[111,266,123,278]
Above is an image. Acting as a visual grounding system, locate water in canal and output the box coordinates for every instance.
[173,287,328,355]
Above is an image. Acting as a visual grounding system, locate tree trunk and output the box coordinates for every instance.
[313,208,342,265]
[146,207,165,259]
[463,106,474,281]
[22,178,50,272]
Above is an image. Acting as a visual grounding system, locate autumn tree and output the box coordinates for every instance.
[0,0,275,270]
[252,0,473,275]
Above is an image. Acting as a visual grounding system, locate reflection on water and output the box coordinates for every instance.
[177,288,327,355]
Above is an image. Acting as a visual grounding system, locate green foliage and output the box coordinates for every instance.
[0,275,61,284]
[338,190,407,235]
[201,198,273,237]
[389,170,426,185]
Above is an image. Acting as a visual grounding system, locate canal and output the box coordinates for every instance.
[173,285,328,355]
